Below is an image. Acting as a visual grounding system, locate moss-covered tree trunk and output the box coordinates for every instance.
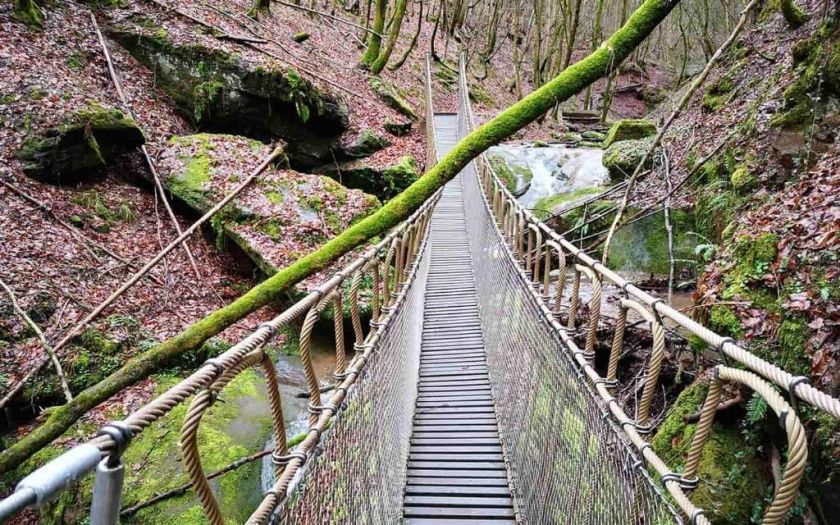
[361,0,388,65]
[780,0,809,28]
[0,0,682,476]
[370,0,408,73]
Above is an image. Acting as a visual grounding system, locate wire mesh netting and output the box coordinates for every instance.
[279,245,430,524]
[458,131,683,523]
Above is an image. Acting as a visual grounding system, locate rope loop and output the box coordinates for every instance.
[257,322,277,339]
[96,421,133,466]
[308,401,338,415]
[690,509,706,525]
[271,450,307,467]
[787,375,811,413]
[715,337,734,366]
[203,358,225,381]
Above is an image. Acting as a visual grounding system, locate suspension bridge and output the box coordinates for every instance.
[0,56,838,525]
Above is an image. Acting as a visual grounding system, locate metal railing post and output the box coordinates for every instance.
[89,422,132,525]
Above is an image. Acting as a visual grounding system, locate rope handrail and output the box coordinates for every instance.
[455,52,833,524]
[456,54,840,421]
[0,185,442,524]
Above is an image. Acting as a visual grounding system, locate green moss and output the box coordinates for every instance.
[381,156,419,197]
[12,0,43,28]
[67,53,86,71]
[729,166,756,192]
[776,316,811,374]
[265,190,285,204]
[368,77,417,119]
[115,370,273,524]
[18,104,145,181]
[602,137,654,182]
[771,23,840,128]
[469,84,494,106]
[701,75,735,113]
[71,191,135,226]
[780,0,810,28]
[605,208,697,275]
[603,118,656,147]
[165,134,217,211]
[709,305,744,338]
[533,186,603,219]
[652,383,769,524]
[486,153,516,189]
[292,32,310,43]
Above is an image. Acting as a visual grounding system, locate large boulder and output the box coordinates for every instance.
[486,152,533,197]
[157,134,380,280]
[315,155,419,201]
[340,128,391,158]
[603,118,657,148]
[109,26,348,168]
[602,137,654,182]
[18,105,145,183]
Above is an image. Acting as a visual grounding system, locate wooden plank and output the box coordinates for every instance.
[404,518,514,525]
[409,445,503,454]
[403,506,515,518]
[409,453,504,462]
[404,485,510,496]
[404,495,513,507]
[408,461,506,471]
[406,477,510,487]
[407,469,509,479]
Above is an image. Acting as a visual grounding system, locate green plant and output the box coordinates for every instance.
[67,53,86,71]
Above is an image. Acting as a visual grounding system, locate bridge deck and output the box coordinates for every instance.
[401,115,515,524]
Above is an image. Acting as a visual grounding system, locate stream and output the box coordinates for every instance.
[487,143,609,208]
[259,331,337,493]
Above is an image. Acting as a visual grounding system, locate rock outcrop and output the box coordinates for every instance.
[18,105,145,183]
[109,26,349,168]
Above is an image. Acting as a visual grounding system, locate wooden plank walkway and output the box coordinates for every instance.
[402,115,515,524]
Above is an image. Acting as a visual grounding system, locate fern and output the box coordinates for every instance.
[745,393,768,425]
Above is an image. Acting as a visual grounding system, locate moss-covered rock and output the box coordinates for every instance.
[772,22,840,128]
[315,155,419,201]
[120,370,273,524]
[159,134,379,279]
[384,120,412,137]
[368,77,417,120]
[729,165,756,192]
[18,105,145,183]
[108,25,348,168]
[341,128,390,158]
[602,136,654,182]
[580,130,606,142]
[1,369,275,525]
[533,186,603,219]
[486,152,533,197]
[651,383,769,525]
[605,207,697,275]
[702,75,735,113]
[603,118,656,147]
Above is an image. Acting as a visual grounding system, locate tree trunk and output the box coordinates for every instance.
[361,0,387,65]
[0,0,683,477]
[370,0,408,72]
[389,0,422,71]
[583,0,605,110]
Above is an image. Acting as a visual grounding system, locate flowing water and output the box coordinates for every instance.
[487,143,609,208]
[260,330,337,492]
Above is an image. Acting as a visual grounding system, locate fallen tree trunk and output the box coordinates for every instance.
[0,0,681,476]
